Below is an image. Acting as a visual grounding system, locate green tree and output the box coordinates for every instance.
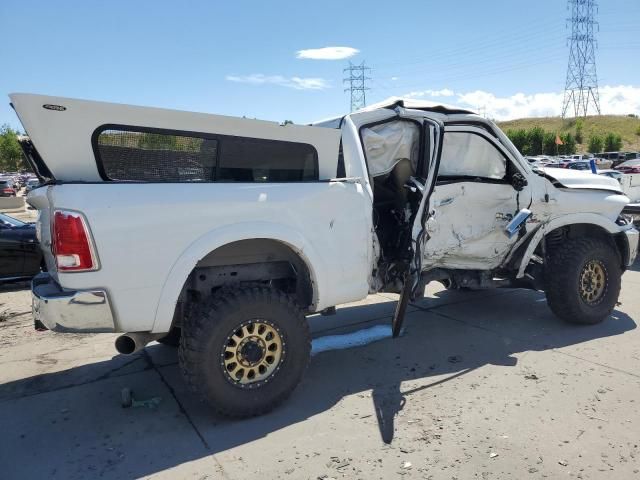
[527,126,545,156]
[560,132,576,155]
[506,129,529,155]
[542,132,556,155]
[0,124,25,171]
[603,132,623,152]
[574,118,584,144]
[588,135,603,154]
[139,132,179,150]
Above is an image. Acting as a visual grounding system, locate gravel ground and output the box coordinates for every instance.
[1,264,639,479]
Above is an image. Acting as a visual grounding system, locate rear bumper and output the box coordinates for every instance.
[32,273,116,333]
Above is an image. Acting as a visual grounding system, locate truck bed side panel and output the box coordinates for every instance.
[49,182,372,332]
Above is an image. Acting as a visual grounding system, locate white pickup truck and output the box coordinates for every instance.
[11,93,638,417]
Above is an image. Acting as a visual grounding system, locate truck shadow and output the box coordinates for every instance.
[0,287,636,479]
[212,288,637,450]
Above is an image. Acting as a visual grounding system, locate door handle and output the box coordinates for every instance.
[437,197,454,207]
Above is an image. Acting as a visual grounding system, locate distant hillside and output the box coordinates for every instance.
[497,115,640,153]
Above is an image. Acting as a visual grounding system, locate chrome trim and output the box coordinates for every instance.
[31,273,115,333]
[623,226,639,266]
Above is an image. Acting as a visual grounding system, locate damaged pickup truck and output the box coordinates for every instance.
[12,93,638,417]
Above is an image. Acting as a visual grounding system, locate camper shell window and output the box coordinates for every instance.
[93,126,319,183]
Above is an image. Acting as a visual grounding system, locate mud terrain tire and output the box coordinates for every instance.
[157,327,181,347]
[545,237,621,325]
[179,287,310,417]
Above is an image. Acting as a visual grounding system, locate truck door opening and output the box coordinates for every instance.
[361,119,423,292]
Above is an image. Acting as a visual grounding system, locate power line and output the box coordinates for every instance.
[372,18,566,70]
[343,61,371,112]
[562,0,601,117]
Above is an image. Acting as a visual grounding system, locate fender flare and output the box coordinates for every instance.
[516,213,621,278]
[150,221,325,333]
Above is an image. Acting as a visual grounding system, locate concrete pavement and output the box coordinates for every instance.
[1,266,639,479]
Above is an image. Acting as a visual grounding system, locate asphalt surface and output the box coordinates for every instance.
[1,263,640,479]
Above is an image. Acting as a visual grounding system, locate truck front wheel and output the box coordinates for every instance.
[545,237,622,324]
[179,286,311,417]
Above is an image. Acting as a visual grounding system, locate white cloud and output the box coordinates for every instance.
[404,85,640,120]
[406,88,455,98]
[225,74,330,90]
[456,90,564,120]
[391,76,399,81]
[296,46,359,60]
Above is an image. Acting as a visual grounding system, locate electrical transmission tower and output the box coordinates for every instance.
[561,0,601,118]
[343,61,371,112]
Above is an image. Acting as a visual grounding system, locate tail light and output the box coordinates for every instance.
[52,210,98,271]
[2,187,14,194]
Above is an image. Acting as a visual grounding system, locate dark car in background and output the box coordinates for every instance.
[566,160,592,171]
[614,159,640,174]
[0,179,17,197]
[0,213,42,280]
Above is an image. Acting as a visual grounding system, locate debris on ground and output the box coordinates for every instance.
[489,452,499,458]
[401,461,412,470]
[524,374,539,380]
[558,460,568,466]
[448,355,462,363]
[121,388,162,409]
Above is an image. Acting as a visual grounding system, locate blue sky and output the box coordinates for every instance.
[1,0,638,129]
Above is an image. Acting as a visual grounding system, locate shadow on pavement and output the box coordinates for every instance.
[0,287,636,478]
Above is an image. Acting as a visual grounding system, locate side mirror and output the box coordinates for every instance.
[511,172,528,191]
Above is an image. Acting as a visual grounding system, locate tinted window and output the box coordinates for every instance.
[439,132,506,179]
[94,127,318,182]
[96,129,217,182]
[218,136,317,182]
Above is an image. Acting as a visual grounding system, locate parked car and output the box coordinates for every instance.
[14,93,638,418]
[566,160,592,171]
[603,152,635,168]
[24,178,40,193]
[0,213,42,280]
[614,159,640,174]
[0,179,17,197]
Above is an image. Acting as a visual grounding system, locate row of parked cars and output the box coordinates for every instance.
[0,172,40,197]
[525,152,640,178]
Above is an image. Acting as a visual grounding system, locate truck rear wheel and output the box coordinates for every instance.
[157,326,181,347]
[179,286,310,417]
[545,237,621,324]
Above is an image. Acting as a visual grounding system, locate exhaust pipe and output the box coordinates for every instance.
[115,332,164,355]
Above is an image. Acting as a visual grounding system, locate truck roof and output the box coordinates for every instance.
[311,96,476,128]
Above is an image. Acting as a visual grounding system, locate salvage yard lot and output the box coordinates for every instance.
[1,266,640,479]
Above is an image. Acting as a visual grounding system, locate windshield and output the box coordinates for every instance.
[0,213,26,227]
